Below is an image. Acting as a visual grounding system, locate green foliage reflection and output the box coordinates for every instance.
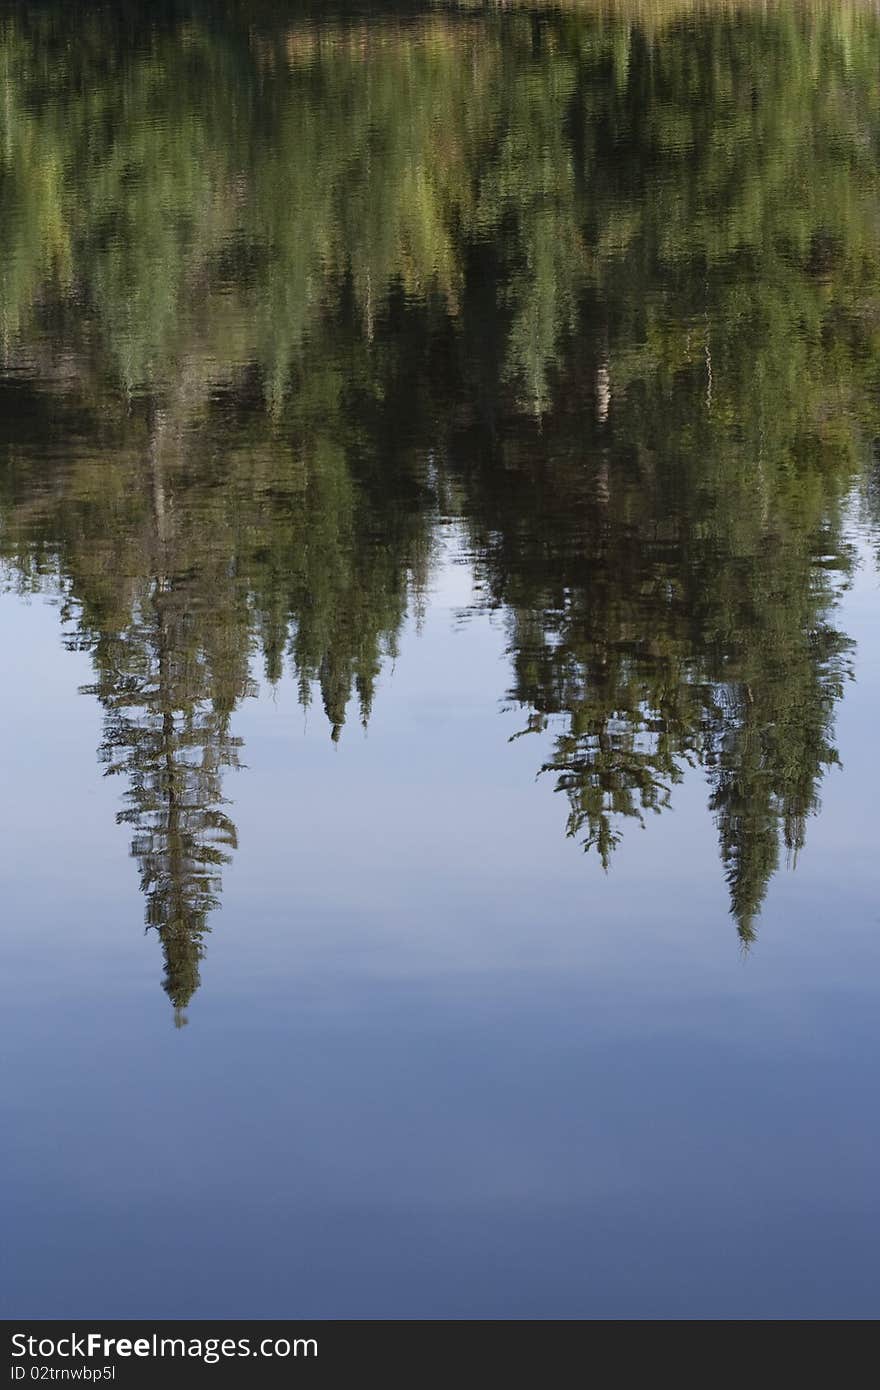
[1,0,878,1011]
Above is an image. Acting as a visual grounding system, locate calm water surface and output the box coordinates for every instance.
[2,0,879,1318]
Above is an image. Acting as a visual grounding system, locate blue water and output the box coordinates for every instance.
[3,539,878,1318]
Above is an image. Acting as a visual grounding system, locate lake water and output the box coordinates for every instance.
[2,0,879,1319]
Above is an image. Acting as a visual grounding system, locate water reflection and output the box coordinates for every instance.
[1,0,878,1014]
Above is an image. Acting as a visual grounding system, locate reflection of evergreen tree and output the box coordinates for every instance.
[73,421,250,1022]
[86,580,242,1025]
[0,381,431,1011]
[457,348,859,938]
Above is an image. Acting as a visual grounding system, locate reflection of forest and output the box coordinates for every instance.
[1,2,878,1013]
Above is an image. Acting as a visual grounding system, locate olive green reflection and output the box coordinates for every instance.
[1,1,878,1014]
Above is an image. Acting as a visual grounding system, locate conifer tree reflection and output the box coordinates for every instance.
[458,311,858,941]
[43,410,252,1023]
[82,421,244,1022]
